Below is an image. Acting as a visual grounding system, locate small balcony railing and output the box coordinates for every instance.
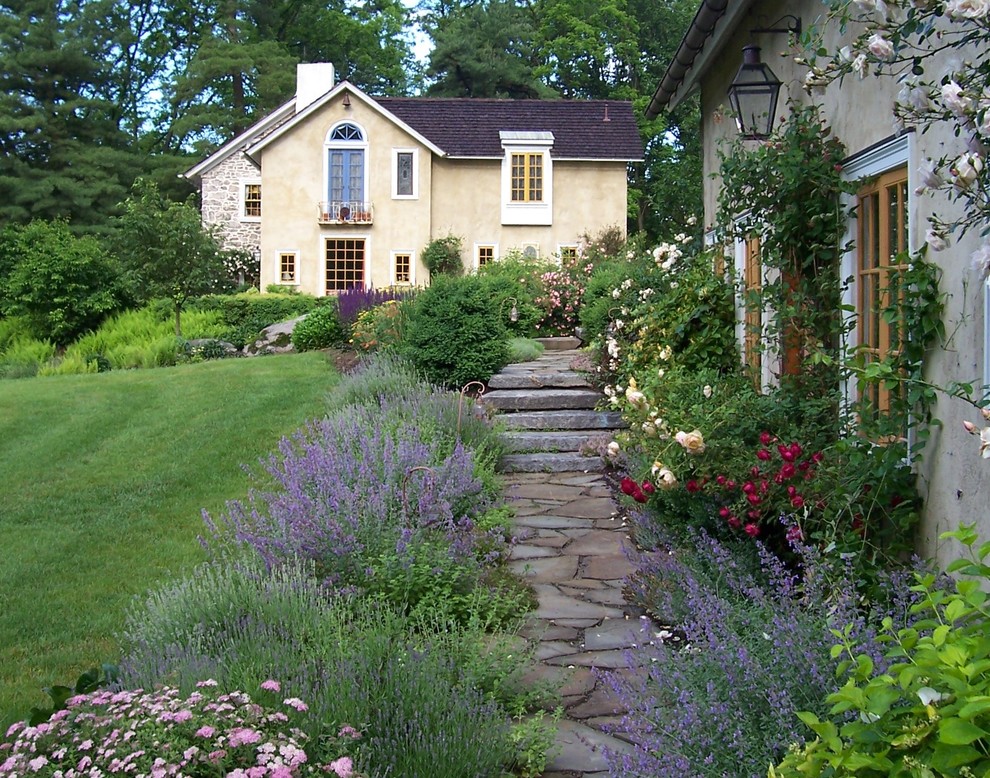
[318,201,374,225]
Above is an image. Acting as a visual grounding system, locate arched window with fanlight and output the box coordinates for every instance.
[322,122,369,222]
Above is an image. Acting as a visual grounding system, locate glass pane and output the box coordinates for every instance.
[348,152,364,203]
[329,151,344,201]
[397,153,413,196]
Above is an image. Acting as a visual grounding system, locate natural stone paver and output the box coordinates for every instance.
[509,556,579,581]
[583,554,637,580]
[547,498,617,519]
[490,347,642,777]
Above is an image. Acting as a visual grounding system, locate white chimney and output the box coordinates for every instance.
[296,63,336,112]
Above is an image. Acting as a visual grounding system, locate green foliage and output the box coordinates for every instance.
[507,337,544,363]
[509,709,563,778]
[291,304,345,351]
[27,665,118,727]
[590,244,736,385]
[422,234,465,278]
[772,525,990,778]
[112,179,235,336]
[403,275,509,388]
[325,351,425,411]
[476,252,548,337]
[425,0,554,98]
[0,3,143,230]
[191,292,318,348]
[0,336,56,380]
[717,102,854,401]
[0,220,127,346]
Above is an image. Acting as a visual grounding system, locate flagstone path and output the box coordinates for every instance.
[484,340,655,777]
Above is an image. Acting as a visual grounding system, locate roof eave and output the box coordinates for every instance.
[182,99,296,181]
[245,82,448,161]
[646,0,758,118]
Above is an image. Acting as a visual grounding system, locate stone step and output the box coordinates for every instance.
[500,410,626,431]
[502,430,605,453]
[499,452,605,473]
[535,336,582,350]
[488,370,592,390]
[484,388,602,411]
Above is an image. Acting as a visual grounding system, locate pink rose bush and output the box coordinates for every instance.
[0,682,365,778]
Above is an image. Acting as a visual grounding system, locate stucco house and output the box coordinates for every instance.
[647,0,989,565]
[184,64,642,293]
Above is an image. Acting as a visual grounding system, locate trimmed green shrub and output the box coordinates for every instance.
[291,304,345,351]
[402,275,509,388]
[476,253,548,336]
[191,292,318,348]
[422,234,464,278]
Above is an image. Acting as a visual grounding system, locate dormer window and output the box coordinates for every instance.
[500,131,553,226]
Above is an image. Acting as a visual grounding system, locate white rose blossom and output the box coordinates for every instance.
[917,158,944,193]
[925,228,948,251]
[941,80,973,116]
[867,33,895,61]
[946,0,990,19]
[951,152,984,189]
[853,53,869,79]
[971,242,990,278]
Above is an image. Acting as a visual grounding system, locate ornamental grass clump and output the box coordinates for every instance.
[0,681,362,778]
[604,526,908,778]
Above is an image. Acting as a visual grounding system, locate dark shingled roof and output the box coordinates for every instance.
[374,97,643,160]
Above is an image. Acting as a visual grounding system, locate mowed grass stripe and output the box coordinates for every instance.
[0,352,336,725]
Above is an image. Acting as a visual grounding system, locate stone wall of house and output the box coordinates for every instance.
[201,153,261,256]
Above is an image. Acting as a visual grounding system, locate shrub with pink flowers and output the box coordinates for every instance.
[533,250,593,336]
[0,681,365,778]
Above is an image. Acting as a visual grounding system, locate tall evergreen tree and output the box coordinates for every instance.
[0,0,145,230]
[425,0,555,98]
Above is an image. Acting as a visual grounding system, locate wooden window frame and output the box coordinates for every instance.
[279,252,297,284]
[510,153,543,202]
[857,166,908,416]
[242,182,261,219]
[743,236,762,384]
[325,238,366,293]
[393,251,413,285]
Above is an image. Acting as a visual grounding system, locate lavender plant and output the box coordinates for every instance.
[202,395,501,598]
[605,525,920,777]
[335,286,416,332]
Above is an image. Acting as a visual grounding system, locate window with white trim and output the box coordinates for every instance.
[476,244,496,268]
[392,251,414,285]
[325,238,365,292]
[279,251,297,284]
[838,134,912,427]
[393,149,418,199]
[242,181,261,220]
[324,122,369,218]
[558,245,578,261]
[500,131,553,226]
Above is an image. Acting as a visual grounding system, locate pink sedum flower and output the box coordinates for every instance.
[329,756,354,777]
[260,679,282,692]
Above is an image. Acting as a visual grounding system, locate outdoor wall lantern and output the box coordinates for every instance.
[727,16,801,140]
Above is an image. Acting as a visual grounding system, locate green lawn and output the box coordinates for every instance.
[0,353,336,725]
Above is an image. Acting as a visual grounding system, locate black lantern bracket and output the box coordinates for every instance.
[750,15,802,37]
